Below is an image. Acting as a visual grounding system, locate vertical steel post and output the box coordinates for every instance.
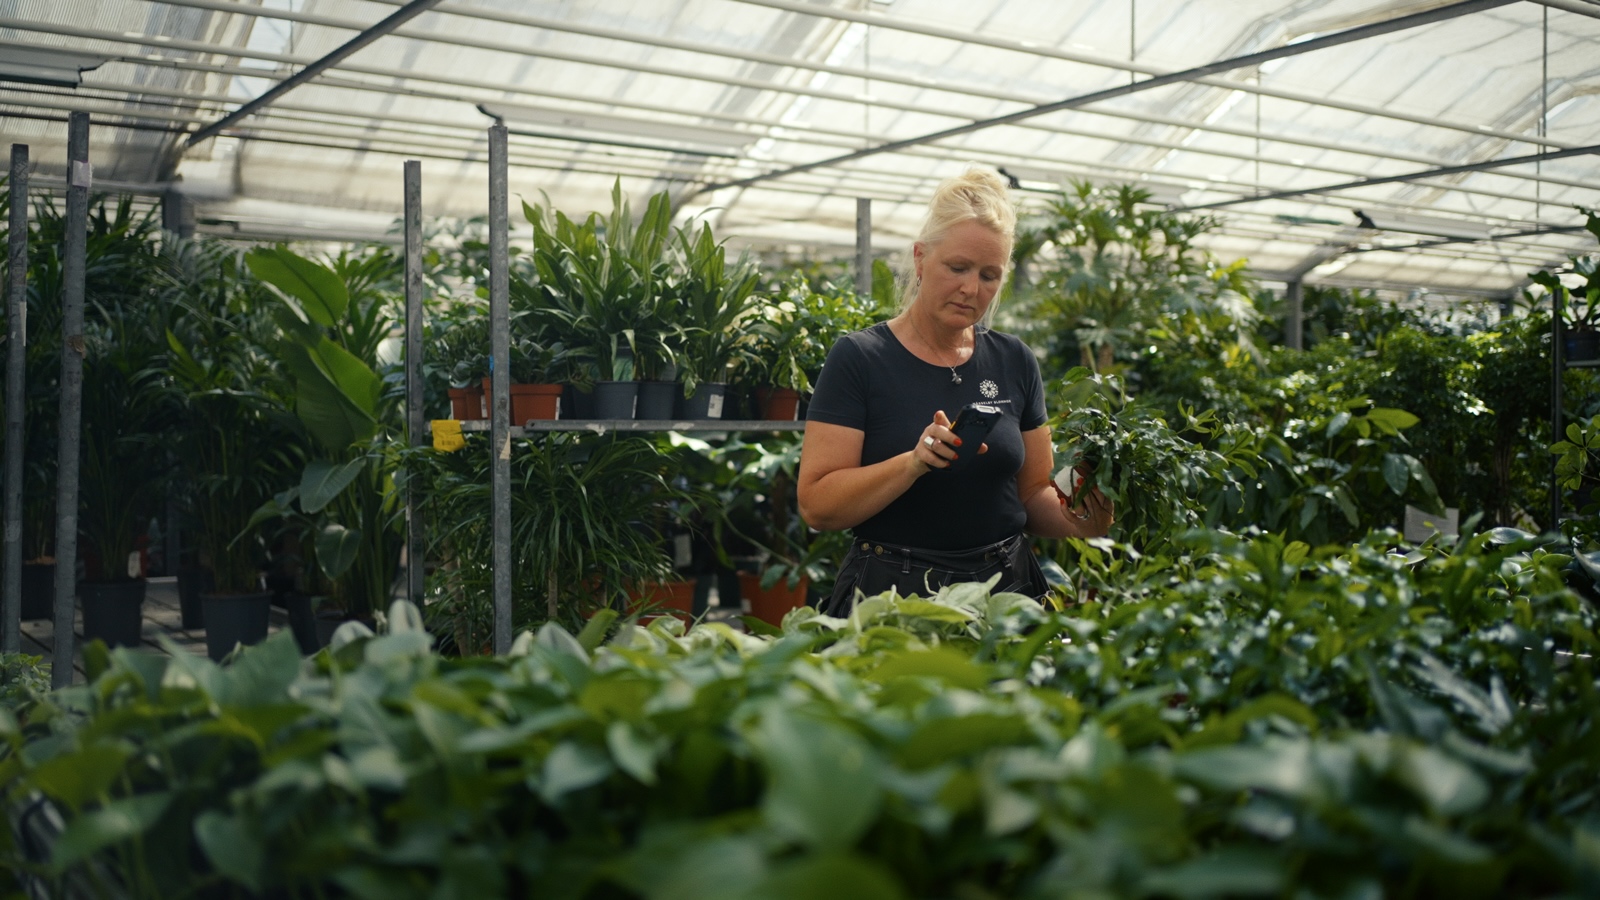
[487,125,512,655]
[403,160,426,607]
[1285,278,1304,351]
[855,197,872,298]
[53,113,89,687]
[1551,285,1564,532]
[3,145,28,654]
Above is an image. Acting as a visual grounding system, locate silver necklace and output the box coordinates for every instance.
[910,316,967,384]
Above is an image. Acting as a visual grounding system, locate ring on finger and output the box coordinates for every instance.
[922,435,936,448]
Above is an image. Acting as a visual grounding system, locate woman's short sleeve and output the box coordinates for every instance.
[805,333,869,430]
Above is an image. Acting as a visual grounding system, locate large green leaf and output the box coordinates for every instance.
[51,792,173,871]
[245,246,348,327]
[315,523,362,580]
[283,339,379,451]
[29,744,132,808]
[195,811,264,893]
[753,706,882,850]
[1382,452,1410,496]
[756,853,905,900]
[300,458,367,514]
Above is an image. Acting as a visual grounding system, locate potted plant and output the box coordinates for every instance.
[521,183,674,420]
[431,306,489,420]
[743,275,848,420]
[507,312,572,423]
[244,246,405,639]
[672,221,764,418]
[75,251,174,649]
[162,240,288,659]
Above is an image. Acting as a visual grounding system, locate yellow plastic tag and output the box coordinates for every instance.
[431,419,465,452]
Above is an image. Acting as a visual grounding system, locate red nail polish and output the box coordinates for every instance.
[953,438,963,447]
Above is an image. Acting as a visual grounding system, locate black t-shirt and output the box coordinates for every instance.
[806,322,1048,550]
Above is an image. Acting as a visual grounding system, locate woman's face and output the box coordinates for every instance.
[913,219,1008,330]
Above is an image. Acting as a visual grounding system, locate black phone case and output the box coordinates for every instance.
[945,402,1003,471]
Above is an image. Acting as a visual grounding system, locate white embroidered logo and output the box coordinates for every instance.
[980,379,999,399]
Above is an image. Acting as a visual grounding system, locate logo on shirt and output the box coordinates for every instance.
[979,379,999,399]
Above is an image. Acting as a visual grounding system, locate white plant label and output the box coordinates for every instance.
[707,394,724,418]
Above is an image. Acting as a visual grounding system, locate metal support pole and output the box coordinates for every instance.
[855,197,871,298]
[1551,286,1564,532]
[1285,278,1304,351]
[487,125,511,655]
[3,144,28,654]
[403,159,426,607]
[53,113,89,687]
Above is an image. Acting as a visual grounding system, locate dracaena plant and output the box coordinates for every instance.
[243,245,404,619]
[520,182,675,384]
[671,220,763,395]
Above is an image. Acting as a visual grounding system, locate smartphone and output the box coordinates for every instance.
[945,402,1004,471]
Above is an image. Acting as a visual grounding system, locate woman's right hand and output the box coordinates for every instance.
[910,410,959,473]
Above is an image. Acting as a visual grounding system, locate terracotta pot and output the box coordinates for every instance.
[738,572,809,627]
[626,578,696,622]
[755,387,802,422]
[510,382,562,423]
[448,385,485,420]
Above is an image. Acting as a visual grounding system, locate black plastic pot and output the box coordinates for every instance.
[80,580,147,649]
[278,591,320,655]
[1565,330,1599,363]
[636,380,678,420]
[176,566,212,630]
[20,562,54,621]
[678,382,728,419]
[593,381,639,419]
[201,591,272,662]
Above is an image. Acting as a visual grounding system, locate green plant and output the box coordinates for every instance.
[417,432,694,642]
[1552,413,1600,544]
[743,275,870,394]
[1017,181,1243,376]
[0,652,49,711]
[161,240,289,593]
[2,527,1596,898]
[243,245,404,619]
[671,220,764,394]
[521,182,675,383]
[1529,206,1600,333]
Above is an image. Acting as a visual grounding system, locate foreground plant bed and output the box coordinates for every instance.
[1,530,1597,898]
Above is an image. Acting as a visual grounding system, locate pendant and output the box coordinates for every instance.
[951,369,962,385]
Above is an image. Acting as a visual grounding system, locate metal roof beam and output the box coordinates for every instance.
[690,0,1520,196]
[181,0,444,148]
[1179,142,1600,212]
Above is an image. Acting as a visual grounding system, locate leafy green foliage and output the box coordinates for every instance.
[2,533,1594,898]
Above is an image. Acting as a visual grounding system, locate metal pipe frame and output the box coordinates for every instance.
[855,197,872,297]
[487,124,511,657]
[183,0,445,148]
[3,144,26,654]
[5,2,1587,185]
[15,71,1592,236]
[52,112,88,688]
[8,98,1579,280]
[693,0,1521,195]
[403,159,425,609]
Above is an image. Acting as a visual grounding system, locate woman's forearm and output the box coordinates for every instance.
[798,451,925,531]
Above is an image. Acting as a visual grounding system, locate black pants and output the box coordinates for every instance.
[822,533,1048,616]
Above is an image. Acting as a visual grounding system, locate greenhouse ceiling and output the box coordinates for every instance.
[2,0,1599,297]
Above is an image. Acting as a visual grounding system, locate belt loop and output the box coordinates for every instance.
[901,547,911,574]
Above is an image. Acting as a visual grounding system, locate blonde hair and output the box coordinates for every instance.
[900,167,1018,318]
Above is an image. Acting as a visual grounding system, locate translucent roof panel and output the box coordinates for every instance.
[2,0,1597,295]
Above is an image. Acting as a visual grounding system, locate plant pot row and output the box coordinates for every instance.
[448,382,803,422]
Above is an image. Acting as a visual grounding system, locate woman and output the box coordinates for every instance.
[798,168,1114,614]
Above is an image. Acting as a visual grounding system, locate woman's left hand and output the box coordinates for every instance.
[1058,484,1114,537]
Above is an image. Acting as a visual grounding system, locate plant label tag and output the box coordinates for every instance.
[706,393,724,418]
[1053,464,1085,500]
[673,533,692,568]
[127,550,142,579]
[70,160,93,189]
